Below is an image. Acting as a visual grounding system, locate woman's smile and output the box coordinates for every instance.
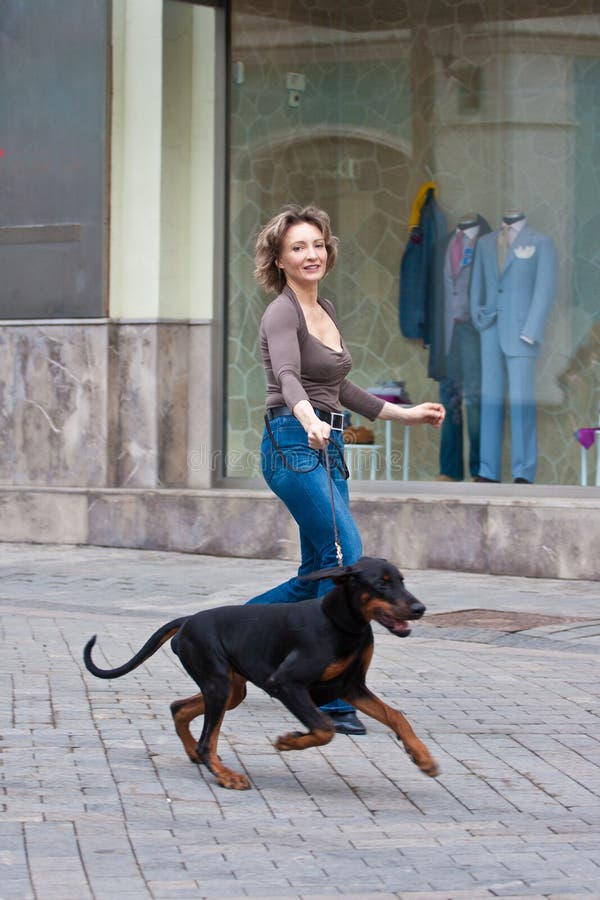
[277,222,328,293]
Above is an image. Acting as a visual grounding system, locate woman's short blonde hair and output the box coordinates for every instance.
[254,204,339,293]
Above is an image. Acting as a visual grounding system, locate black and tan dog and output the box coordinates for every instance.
[84,556,439,790]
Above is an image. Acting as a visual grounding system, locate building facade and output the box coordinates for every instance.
[0,0,599,576]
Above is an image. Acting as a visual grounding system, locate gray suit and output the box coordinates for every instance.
[428,217,491,480]
[470,224,558,482]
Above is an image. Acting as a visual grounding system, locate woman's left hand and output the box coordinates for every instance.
[380,401,445,427]
[403,402,445,427]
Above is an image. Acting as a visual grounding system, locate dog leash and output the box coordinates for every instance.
[324,443,344,568]
[263,413,346,567]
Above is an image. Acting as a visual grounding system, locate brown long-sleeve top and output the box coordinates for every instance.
[260,285,385,421]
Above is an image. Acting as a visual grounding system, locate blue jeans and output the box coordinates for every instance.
[247,413,363,714]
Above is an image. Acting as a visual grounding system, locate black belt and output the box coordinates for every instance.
[266,405,345,431]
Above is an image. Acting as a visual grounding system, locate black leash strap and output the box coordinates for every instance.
[264,413,345,567]
[263,413,348,478]
[264,413,321,473]
[324,443,344,568]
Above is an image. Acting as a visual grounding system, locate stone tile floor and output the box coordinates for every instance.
[1,543,599,899]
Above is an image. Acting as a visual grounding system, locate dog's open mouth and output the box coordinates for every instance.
[373,611,412,637]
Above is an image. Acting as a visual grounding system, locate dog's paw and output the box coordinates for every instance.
[403,740,439,777]
[274,731,304,751]
[215,770,251,790]
[186,749,201,764]
[417,754,439,777]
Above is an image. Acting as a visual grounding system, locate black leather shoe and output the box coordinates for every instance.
[514,477,531,484]
[328,711,367,735]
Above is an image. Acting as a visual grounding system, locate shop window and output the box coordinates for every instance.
[226,2,600,485]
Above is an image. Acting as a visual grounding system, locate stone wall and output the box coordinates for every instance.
[0,483,597,580]
[0,321,215,490]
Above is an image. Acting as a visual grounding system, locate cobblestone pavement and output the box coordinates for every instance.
[1,542,600,900]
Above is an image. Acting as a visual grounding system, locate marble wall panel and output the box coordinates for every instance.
[107,324,159,487]
[187,324,219,488]
[34,485,599,580]
[352,495,489,572]
[0,322,214,491]
[0,489,88,544]
[107,322,203,488]
[157,325,190,487]
[87,488,299,557]
[0,325,109,486]
[486,500,600,581]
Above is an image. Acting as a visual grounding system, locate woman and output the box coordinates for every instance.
[247,204,445,735]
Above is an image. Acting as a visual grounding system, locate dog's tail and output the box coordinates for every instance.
[83,616,189,679]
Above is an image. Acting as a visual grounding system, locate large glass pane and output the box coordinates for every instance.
[227,2,600,485]
[0,0,108,318]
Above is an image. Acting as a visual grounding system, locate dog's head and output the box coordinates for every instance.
[303,556,425,637]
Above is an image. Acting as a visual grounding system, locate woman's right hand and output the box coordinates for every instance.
[292,400,331,449]
[306,418,331,450]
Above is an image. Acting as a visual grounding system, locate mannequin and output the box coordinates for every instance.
[457,214,480,230]
[428,213,491,481]
[502,209,526,225]
[470,210,558,483]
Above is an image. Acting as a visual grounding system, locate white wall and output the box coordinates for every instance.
[109,0,216,322]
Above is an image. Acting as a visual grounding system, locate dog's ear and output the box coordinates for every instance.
[301,564,356,583]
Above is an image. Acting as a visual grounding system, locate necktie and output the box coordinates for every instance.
[450,230,464,276]
[497,225,511,271]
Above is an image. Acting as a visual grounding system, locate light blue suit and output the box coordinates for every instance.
[470,224,558,482]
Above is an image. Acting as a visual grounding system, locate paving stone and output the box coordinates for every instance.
[1,543,600,897]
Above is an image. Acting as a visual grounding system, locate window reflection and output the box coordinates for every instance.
[227,3,600,485]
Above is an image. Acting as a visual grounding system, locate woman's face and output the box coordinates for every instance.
[276,222,328,292]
